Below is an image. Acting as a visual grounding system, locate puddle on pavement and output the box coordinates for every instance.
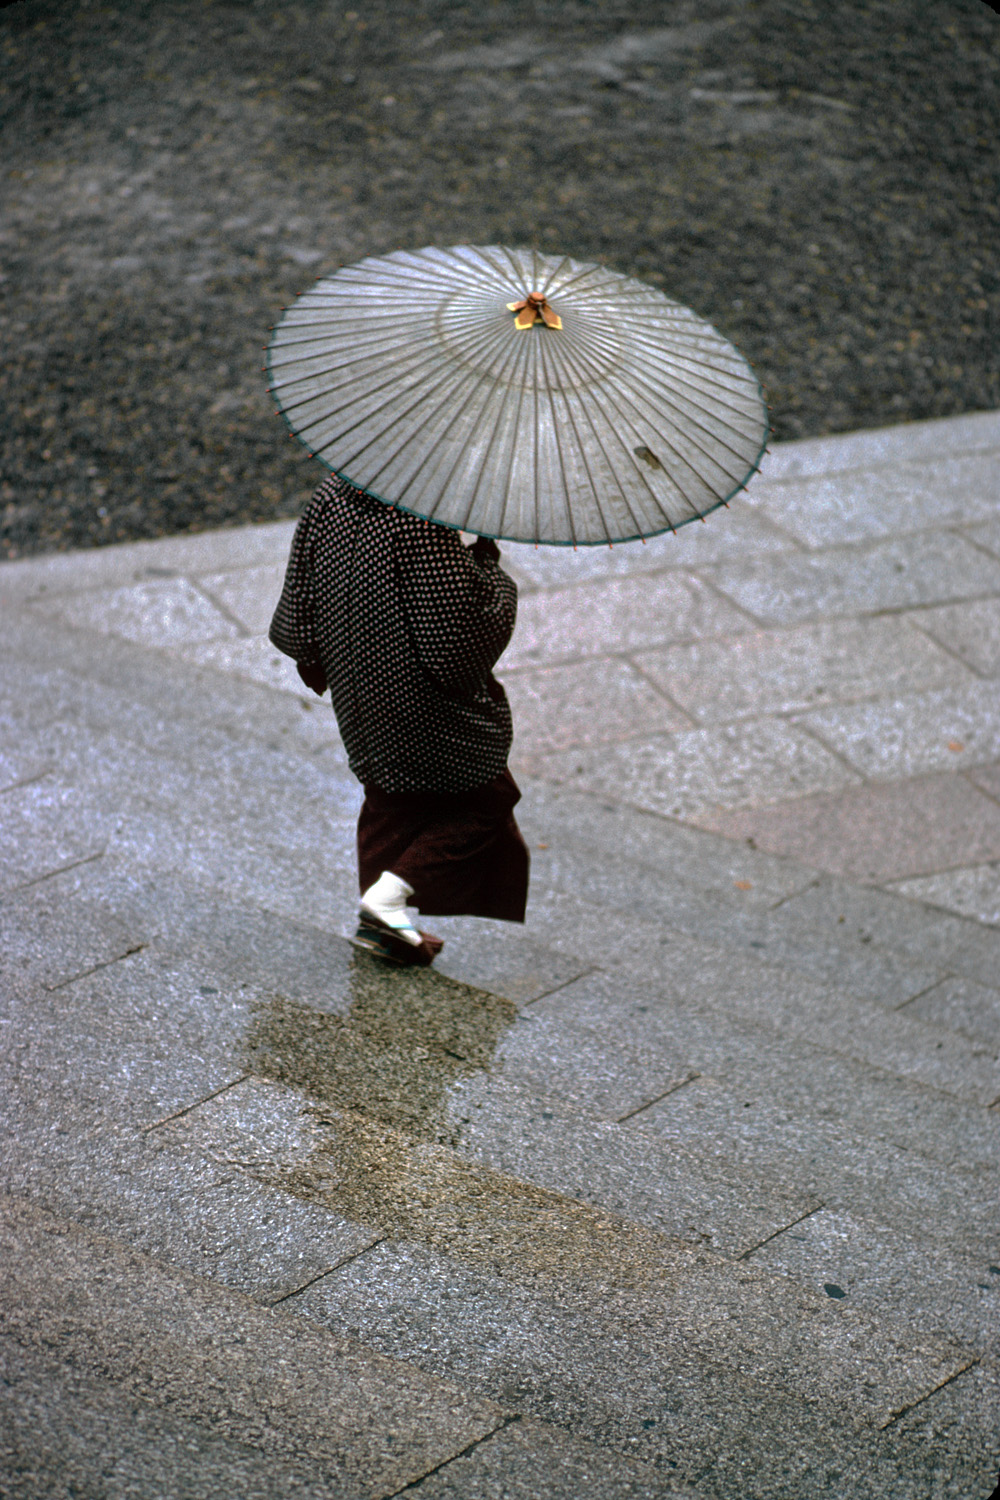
[280,1112,698,1293]
[241,949,701,1293]
[244,948,518,1146]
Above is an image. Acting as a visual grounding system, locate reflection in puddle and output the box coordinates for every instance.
[243,951,698,1293]
[245,948,518,1145]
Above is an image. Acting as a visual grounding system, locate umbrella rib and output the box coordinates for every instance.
[272,324,474,398]
[539,336,579,546]
[271,338,446,394]
[568,339,763,431]
[410,361,514,522]
[553,335,701,522]
[290,343,483,448]
[601,362,760,476]
[450,322,535,530]
[595,360,739,495]
[273,318,439,347]
[335,257,463,292]
[609,333,760,399]
[323,337,510,486]
[537,254,574,300]
[493,334,535,541]
[530,334,541,544]
[567,320,761,417]
[361,321,530,509]
[596,381,707,522]
[539,308,758,405]
[277,310,517,426]
[572,308,754,375]
[279,340,463,424]
[562,322,764,467]
[310,248,513,304]
[450,244,526,294]
[542,261,613,301]
[538,336,601,545]
[549,336,652,538]
[592,370,735,514]
[481,245,531,297]
[493,334,542,533]
[623,326,760,376]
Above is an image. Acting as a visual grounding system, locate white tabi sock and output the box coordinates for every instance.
[360,870,422,946]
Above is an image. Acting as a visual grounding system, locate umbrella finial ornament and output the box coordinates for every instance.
[507,290,562,330]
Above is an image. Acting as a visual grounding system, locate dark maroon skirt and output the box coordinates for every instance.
[357,768,529,922]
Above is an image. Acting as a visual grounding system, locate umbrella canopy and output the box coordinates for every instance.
[266,245,768,546]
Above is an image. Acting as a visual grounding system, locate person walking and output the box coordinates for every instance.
[269,471,529,967]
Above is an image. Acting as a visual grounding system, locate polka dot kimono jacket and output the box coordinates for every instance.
[268,474,518,795]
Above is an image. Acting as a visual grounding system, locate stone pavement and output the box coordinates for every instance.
[2,410,999,1498]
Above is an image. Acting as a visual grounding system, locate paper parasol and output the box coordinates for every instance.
[266,244,768,545]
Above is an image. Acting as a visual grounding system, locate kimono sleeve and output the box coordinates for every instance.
[268,500,323,670]
[395,516,517,695]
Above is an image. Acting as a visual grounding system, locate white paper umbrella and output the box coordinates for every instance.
[266,244,768,546]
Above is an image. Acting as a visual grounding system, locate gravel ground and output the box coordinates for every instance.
[1,0,997,558]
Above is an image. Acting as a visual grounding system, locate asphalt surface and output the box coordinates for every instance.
[2,0,998,558]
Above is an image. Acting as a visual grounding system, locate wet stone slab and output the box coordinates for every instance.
[696,773,1000,883]
[907,595,1000,677]
[634,615,964,725]
[0,855,154,996]
[740,450,1000,549]
[884,1357,1000,1500]
[0,776,111,895]
[448,1073,823,1260]
[964,515,1000,561]
[162,1064,814,1270]
[531,717,859,820]
[1,854,357,1019]
[0,1339,337,1500]
[521,891,999,1106]
[749,1207,1000,1349]
[771,874,1000,991]
[1,943,256,1126]
[0,602,341,765]
[898,975,1000,1048]
[891,861,1000,931]
[501,571,753,669]
[701,531,1000,626]
[635,1074,998,1256]
[504,655,691,758]
[197,561,288,634]
[430,922,591,1006]
[532,971,1000,1182]
[797,680,1000,780]
[502,502,797,591]
[176,633,317,698]
[0,520,297,603]
[0,1196,504,1497]
[525,831,942,1007]
[405,1416,688,1500]
[284,1224,975,1439]
[755,412,1000,482]
[516,783,815,910]
[26,575,244,647]
[1,1103,376,1305]
[285,1235,856,1489]
[490,1005,698,1120]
